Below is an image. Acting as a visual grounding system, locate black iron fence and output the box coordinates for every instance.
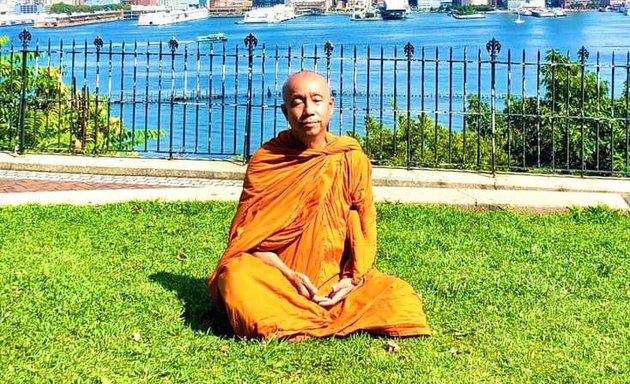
[1,29,629,175]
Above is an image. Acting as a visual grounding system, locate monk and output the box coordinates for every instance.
[208,71,430,340]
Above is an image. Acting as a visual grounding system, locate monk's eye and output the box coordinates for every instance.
[291,99,304,107]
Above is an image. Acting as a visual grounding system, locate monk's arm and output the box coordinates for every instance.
[344,151,378,284]
[250,251,324,301]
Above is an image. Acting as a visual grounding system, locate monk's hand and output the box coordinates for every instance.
[287,271,320,300]
[317,277,362,307]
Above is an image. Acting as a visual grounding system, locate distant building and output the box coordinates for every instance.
[14,0,44,13]
[416,0,451,9]
[507,0,544,8]
[460,0,488,5]
[210,0,251,7]
[251,0,283,6]
[292,0,330,13]
[124,0,159,6]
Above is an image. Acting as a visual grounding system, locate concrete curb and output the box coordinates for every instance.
[3,152,630,194]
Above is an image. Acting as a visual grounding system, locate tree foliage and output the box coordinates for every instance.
[467,49,630,174]
[0,36,160,154]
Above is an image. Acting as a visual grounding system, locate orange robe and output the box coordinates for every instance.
[208,130,430,339]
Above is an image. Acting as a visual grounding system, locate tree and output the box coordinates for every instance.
[0,36,160,154]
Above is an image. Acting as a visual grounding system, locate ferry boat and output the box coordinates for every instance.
[197,33,228,43]
[379,0,408,20]
[237,4,296,24]
[451,12,485,19]
[351,8,382,21]
[138,7,208,26]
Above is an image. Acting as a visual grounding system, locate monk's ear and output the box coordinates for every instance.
[281,104,288,119]
[328,96,335,115]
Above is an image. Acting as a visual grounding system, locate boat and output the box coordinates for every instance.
[351,8,382,21]
[380,0,408,20]
[237,4,296,24]
[197,33,227,43]
[514,12,525,24]
[531,8,556,17]
[138,7,208,26]
[451,12,485,19]
[552,8,566,17]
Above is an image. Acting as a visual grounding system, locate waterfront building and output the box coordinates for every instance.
[210,0,251,7]
[292,0,330,14]
[559,0,590,8]
[251,0,283,6]
[416,0,451,10]
[459,0,488,5]
[125,0,159,6]
[507,0,544,9]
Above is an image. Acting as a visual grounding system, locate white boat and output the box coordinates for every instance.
[351,8,381,21]
[197,33,227,43]
[237,4,296,24]
[138,8,208,26]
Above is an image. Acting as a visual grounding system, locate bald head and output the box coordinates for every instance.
[282,71,330,104]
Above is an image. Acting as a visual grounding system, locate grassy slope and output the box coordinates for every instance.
[0,202,628,383]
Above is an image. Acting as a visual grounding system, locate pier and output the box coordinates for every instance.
[33,11,124,28]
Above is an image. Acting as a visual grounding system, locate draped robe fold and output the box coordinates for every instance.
[208,131,430,339]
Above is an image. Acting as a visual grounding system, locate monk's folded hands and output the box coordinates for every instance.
[318,277,363,307]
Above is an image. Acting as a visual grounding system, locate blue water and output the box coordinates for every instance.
[2,12,629,157]
[3,12,629,55]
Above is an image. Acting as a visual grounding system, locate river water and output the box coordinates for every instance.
[1,12,629,157]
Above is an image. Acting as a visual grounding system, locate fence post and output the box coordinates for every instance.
[404,42,414,169]
[16,28,31,155]
[244,33,257,162]
[168,36,178,160]
[94,35,103,155]
[577,46,589,174]
[486,38,501,176]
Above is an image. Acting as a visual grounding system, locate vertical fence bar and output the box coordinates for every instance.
[550,51,556,170]
[132,41,138,151]
[462,47,467,166]
[233,44,239,154]
[17,29,31,154]
[486,38,501,176]
[143,41,150,152]
[404,42,414,168]
[118,41,126,149]
[94,35,103,154]
[506,49,512,169]
[366,45,371,153]
[244,33,258,161]
[260,43,266,151]
[609,52,615,173]
[194,42,200,153]
[595,52,601,170]
[421,46,426,161]
[379,46,384,157]
[352,45,357,137]
[536,49,541,168]
[434,47,439,166]
[476,48,482,168]
[168,37,178,159]
[578,46,589,174]
[448,47,453,165]
[338,44,344,135]
[393,45,398,157]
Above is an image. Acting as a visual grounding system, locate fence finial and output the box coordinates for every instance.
[485,38,501,59]
[18,28,31,49]
[577,46,589,63]
[324,40,334,58]
[94,35,103,51]
[404,42,414,58]
[244,33,258,50]
[168,36,178,53]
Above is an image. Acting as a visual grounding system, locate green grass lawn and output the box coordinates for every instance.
[1,202,629,383]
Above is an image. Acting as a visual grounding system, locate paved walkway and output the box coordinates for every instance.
[1,153,629,212]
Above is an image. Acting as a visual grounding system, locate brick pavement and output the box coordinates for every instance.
[0,170,242,193]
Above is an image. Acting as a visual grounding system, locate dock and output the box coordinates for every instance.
[33,11,124,28]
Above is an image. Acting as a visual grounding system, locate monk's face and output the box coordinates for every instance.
[281,72,334,148]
